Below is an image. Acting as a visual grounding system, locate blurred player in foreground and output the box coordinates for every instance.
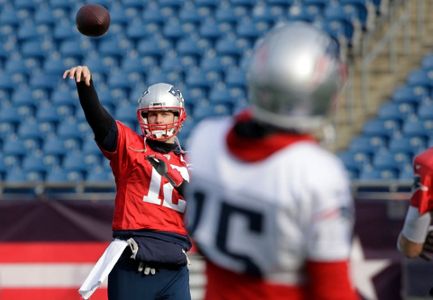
[63,67,192,300]
[397,149,433,260]
[185,22,358,299]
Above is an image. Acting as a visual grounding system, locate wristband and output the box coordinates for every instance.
[401,206,432,243]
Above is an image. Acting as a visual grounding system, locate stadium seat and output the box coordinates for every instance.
[0,153,7,179]
[45,166,69,183]
[110,3,129,26]
[399,163,414,180]
[5,57,31,77]
[34,6,56,26]
[193,102,232,122]
[36,104,61,124]
[59,39,86,61]
[82,53,110,76]
[22,151,48,175]
[359,164,398,180]
[388,136,422,157]
[225,67,247,89]
[52,86,77,108]
[114,103,137,124]
[362,119,400,139]
[340,0,374,31]
[11,86,35,108]
[288,3,319,22]
[199,18,223,41]
[82,138,101,156]
[86,166,111,182]
[108,71,133,91]
[402,118,430,140]
[137,37,164,60]
[0,6,20,27]
[236,18,264,41]
[391,85,428,105]
[421,54,433,70]
[0,71,16,92]
[215,5,238,24]
[17,119,44,143]
[29,72,59,92]
[57,118,86,141]
[43,54,69,76]
[49,0,76,11]
[3,136,27,158]
[5,166,28,183]
[17,20,40,42]
[142,5,165,25]
[122,0,146,10]
[0,106,21,126]
[163,19,187,42]
[200,54,226,74]
[100,38,130,62]
[0,122,15,142]
[42,136,67,157]
[126,18,151,42]
[177,37,204,60]
[14,101,35,119]
[209,83,234,106]
[53,20,77,42]
[195,0,219,9]
[62,150,88,173]
[372,150,403,171]
[185,69,213,91]
[406,69,433,92]
[304,0,327,12]
[324,4,358,46]
[377,101,415,122]
[215,36,244,62]
[347,135,386,156]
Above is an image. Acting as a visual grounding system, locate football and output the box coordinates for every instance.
[75,4,110,37]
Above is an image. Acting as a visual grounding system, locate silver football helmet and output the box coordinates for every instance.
[137,83,187,141]
[247,22,346,132]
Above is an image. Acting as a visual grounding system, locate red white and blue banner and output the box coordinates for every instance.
[0,198,428,300]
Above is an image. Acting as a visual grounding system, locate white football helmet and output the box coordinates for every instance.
[137,83,187,141]
[247,22,346,132]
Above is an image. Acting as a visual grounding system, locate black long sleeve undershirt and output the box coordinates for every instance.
[76,80,118,152]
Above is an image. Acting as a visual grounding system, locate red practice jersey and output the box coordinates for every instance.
[411,148,433,214]
[100,121,189,235]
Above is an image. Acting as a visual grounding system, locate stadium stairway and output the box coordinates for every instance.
[332,0,433,152]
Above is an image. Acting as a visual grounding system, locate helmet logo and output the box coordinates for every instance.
[311,56,330,87]
[169,86,183,101]
[256,46,268,73]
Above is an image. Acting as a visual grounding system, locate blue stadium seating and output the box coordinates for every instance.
[6,166,29,183]
[0,0,409,184]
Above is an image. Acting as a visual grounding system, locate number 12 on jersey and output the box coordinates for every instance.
[143,167,186,213]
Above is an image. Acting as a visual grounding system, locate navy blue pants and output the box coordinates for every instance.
[108,249,191,300]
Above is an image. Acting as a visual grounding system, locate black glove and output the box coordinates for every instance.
[146,154,184,187]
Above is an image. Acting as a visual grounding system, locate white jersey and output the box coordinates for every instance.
[186,117,354,286]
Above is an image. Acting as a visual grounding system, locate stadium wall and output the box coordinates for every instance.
[0,194,429,300]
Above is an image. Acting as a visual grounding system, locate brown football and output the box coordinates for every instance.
[75,4,110,37]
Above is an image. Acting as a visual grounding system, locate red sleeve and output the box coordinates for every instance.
[306,260,359,300]
[411,150,433,214]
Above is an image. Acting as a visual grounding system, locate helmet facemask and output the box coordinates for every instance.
[136,83,187,142]
[137,108,186,141]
